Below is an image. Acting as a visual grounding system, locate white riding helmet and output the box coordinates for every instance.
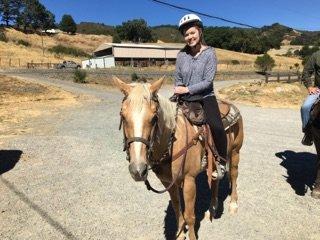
[178,13,203,32]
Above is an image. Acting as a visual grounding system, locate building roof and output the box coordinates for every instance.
[94,42,185,53]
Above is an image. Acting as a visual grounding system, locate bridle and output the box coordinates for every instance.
[119,94,160,163]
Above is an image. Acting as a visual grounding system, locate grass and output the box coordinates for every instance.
[48,44,90,57]
[0,27,303,71]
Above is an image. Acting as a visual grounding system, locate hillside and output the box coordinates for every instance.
[0,27,301,71]
[0,28,112,68]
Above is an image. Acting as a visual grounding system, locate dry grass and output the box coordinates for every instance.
[0,28,302,72]
[0,74,80,136]
[218,81,307,109]
[0,28,112,68]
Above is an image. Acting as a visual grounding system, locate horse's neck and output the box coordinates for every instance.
[152,95,176,159]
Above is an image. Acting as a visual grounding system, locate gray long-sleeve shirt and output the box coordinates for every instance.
[174,46,217,98]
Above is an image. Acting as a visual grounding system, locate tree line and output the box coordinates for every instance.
[0,0,77,33]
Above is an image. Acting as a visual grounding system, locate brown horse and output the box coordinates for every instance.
[113,76,244,240]
[309,100,320,199]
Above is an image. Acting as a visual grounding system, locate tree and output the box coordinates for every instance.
[17,0,55,30]
[59,14,76,34]
[255,53,276,72]
[112,32,121,43]
[116,19,153,43]
[0,0,22,26]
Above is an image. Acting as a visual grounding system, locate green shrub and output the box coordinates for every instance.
[17,39,30,47]
[48,44,90,57]
[0,31,8,42]
[73,69,87,83]
[131,72,139,82]
[231,59,240,65]
[255,53,275,73]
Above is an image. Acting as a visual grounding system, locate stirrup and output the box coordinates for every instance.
[212,164,226,180]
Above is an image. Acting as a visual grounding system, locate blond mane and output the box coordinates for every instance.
[127,83,176,132]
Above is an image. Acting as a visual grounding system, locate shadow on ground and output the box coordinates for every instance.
[0,150,23,175]
[163,172,230,239]
[276,150,318,196]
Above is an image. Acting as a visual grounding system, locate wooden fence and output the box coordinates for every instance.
[26,62,57,69]
[0,57,59,68]
[264,72,303,83]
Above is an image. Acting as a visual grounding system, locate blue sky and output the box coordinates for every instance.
[39,0,320,31]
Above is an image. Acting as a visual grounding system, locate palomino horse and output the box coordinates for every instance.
[309,100,320,199]
[114,76,244,240]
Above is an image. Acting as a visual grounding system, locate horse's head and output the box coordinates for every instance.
[113,76,165,181]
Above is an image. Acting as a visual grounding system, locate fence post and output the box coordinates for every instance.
[265,74,268,83]
[277,73,280,82]
[9,58,11,67]
[288,73,291,83]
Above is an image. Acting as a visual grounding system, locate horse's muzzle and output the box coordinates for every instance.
[129,162,148,181]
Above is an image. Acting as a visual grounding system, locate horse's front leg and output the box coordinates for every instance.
[311,158,320,199]
[160,180,185,239]
[183,175,197,240]
[205,179,219,221]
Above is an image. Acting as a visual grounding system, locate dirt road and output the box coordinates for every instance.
[1,74,320,240]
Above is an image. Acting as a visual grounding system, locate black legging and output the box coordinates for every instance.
[202,95,227,160]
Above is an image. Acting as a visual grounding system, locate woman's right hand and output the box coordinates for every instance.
[308,87,320,94]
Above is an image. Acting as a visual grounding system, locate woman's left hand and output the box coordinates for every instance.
[174,86,189,94]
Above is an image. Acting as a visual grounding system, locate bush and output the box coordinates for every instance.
[17,39,30,47]
[131,72,139,82]
[0,31,7,42]
[73,69,87,83]
[231,59,240,65]
[48,44,90,57]
[255,53,275,73]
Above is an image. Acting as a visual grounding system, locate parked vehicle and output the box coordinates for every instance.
[56,61,81,69]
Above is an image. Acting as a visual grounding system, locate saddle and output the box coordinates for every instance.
[179,99,241,130]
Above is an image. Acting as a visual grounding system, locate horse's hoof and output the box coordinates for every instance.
[229,202,238,214]
[311,188,320,199]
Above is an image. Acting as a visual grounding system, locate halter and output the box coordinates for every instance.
[119,94,160,163]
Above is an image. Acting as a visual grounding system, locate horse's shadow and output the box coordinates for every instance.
[163,172,230,239]
[275,150,318,196]
[0,150,23,175]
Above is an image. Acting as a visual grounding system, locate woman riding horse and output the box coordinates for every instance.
[172,13,227,180]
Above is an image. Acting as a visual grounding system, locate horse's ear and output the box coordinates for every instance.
[150,76,165,94]
[113,76,131,96]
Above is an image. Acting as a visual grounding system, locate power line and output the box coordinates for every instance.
[148,0,260,29]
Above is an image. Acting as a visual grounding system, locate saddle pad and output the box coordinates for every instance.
[221,102,241,130]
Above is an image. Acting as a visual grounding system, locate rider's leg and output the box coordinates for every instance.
[301,93,319,131]
[202,95,227,178]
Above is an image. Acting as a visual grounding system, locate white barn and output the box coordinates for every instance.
[82,42,184,69]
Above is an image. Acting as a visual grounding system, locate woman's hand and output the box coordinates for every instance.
[308,87,320,95]
[174,86,189,94]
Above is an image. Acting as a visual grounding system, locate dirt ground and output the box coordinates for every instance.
[1,76,308,140]
[218,81,308,109]
[0,75,81,138]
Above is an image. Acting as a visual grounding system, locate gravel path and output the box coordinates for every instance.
[1,74,320,240]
